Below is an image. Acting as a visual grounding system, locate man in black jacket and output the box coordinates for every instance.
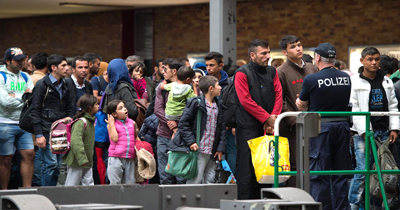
[64,56,93,114]
[31,54,74,186]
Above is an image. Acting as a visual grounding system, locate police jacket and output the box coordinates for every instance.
[31,74,74,135]
[351,71,400,135]
[168,96,226,155]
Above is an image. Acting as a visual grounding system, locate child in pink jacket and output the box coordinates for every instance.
[106,100,137,185]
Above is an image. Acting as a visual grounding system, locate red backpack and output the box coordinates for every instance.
[50,118,87,154]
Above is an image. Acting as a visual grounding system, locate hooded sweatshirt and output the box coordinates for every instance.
[0,65,34,123]
[164,82,196,119]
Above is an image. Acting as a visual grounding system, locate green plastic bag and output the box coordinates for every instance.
[165,99,201,180]
[166,150,198,179]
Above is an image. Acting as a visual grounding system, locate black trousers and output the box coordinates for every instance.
[235,126,269,199]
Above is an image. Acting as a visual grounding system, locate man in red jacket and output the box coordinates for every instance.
[234,39,283,199]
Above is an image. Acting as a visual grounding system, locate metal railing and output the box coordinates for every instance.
[273,111,400,210]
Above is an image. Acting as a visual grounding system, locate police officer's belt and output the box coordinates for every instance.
[321,117,348,123]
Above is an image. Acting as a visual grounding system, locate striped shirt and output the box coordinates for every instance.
[199,99,218,155]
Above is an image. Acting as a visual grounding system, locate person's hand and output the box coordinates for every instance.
[8,93,15,98]
[214,151,223,161]
[36,136,47,149]
[264,115,277,131]
[25,88,32,93]
[232,128,236,136]
[63,117,72,124]
[264,126,274,135]
[105,114,115,126]
[190,143,199,151]
[167,120,177,130]
[389,131,398,144]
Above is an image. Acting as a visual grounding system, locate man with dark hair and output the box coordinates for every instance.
[277,35,318,187]
[380,55,393,78]
[153,58,164,85]
[65,56,93,113]
[235,40,283,199]
[154,58,186,184]
[348,47,400,209]
[31,52,49,85]
[83,53,101,82]
[302,54,314,64]
[297,43,352,210]
[31,54,74,186]
[0,47,34,189]
[204,52,229,93]
[180,57,190,67]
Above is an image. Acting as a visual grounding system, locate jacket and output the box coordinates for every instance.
[138,113,159,146]
[145,77,156,103]
[102,81,138,121]
[62,113,95,168]
[0,65,34,122]
[108,117,136,159]
[169,96,226,155]
[277,59,318,127]
[351,72,400,135]
[154,82,173,139]
[64,77,93,113]
[31,74,74,135]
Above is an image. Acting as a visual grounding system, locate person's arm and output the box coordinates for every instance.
[154,84,168,124]
[70,120,89,166]
[106,114,118,142]
[297,77,310,111]
[161,81,169,90]
[271,69,283,115]
[30,80,46,147]
[178,99,197,147]
[388,80,400,143]
[235,72,271,124]
[350,78,366,136]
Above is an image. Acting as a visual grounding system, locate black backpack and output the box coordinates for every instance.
[221,65,252,128]
[19,86,49,133]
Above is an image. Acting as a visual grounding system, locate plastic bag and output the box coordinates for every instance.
[247,135,290,184]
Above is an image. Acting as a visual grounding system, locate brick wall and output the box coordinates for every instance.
[154,3,210,60]
[154,0,400,65]
[0,11,122,62]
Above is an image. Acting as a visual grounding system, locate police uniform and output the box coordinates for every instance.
[299,64,352,210]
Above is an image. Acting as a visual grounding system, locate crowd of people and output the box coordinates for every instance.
[1,36,400,210]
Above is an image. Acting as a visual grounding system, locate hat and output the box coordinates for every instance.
[136,148,156,179]
[193,62,206,69]
[194,68,205,76]
[312,43,336,58]
[4,47,25,61]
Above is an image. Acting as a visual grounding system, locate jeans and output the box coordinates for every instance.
[225,130,237,174]
[39,133,63,186]
[157,136,186,184]
[348,130,389,210]
[186,153,217,184]
[32,146,43,186]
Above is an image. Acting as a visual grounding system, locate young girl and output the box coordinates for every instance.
[63,94,99,186]
[129,62,148,100]
[106,100,137,185]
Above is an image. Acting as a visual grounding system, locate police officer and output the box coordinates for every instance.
[296,43,352,210]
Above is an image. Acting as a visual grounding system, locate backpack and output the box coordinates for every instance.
[370,137,399,199]
[97,76,106,96]
[134,99,150,129]
[0,71,28,84]
[49,118,87,154]
[221,65,252,128]
[19,86,49,133]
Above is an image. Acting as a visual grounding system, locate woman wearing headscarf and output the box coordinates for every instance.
[102,58,138,120]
